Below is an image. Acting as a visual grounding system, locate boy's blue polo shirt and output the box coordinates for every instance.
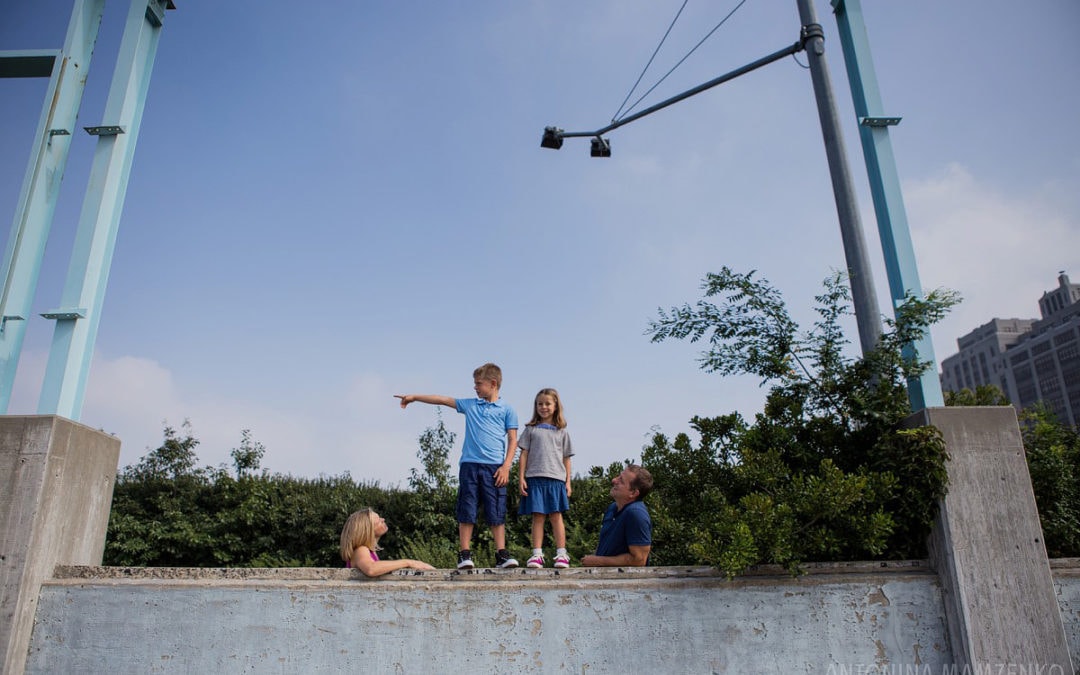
[455,397,518,465]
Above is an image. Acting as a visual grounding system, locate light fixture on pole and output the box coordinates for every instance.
[540,126,564,149]
[540,7,885,366]
[589,137,611,158]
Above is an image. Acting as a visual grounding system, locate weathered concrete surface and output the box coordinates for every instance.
[0,416,120,675]
[911,407,1073,673]
[1057,560,1080,667]
[26,562,951,673]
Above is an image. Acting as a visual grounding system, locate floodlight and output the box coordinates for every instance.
[590,137,611,158]
[541,126,564,149]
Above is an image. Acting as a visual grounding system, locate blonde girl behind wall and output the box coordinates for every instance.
[339,508,436,577]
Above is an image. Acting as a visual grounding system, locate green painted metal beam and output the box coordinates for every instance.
[0,0,105,413]
[829,0,944,410]
[38,0,175,418]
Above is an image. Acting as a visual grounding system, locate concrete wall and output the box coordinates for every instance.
[1057,560,1080,667]
[0,416,120,675]
[8,411,1078,673]
[26,562,953,673]
[913,406,1073,671]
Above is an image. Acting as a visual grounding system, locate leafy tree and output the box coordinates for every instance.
[399,414,461,568]
[644,267,957,576]
[944,384,1010,407]
[103,413,616,569]
[128,420,203,481]
[106,421,224,566]
[1018,405,1080,557]
[106,424,409,567]
[231,429,266,478]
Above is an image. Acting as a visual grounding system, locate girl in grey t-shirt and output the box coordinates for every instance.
[517,388,574,568]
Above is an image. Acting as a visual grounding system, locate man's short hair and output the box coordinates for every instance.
[626,464,653,501]
[473,362,502,387]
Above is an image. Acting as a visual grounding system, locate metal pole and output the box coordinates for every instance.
[829,0,944,409]
[795,0,882,357]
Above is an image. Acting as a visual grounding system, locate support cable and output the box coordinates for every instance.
[611,0,690,123]
[615,0,749,123]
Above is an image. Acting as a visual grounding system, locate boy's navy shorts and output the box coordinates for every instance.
[456,462,506,525]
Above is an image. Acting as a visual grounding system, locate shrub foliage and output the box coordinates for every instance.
[642,268,955,575]
[106,267,1076,571]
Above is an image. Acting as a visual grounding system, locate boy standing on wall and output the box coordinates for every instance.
[395,363,520,569]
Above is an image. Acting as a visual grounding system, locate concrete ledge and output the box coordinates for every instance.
[29,561,952,673]
[30,560,1080,671]
[50,559,936,584]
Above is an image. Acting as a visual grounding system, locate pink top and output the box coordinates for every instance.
[345,549,380,568]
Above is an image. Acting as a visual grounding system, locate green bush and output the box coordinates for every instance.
[1020,406,1080,557]
[644,268,955,576]
[106,422,410,568]
[106,269,971,574]
[105,417,612,568]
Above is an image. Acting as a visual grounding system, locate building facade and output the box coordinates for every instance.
[940,272,1080,426]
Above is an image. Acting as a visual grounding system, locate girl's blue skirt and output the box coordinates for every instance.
[518,476,569,515]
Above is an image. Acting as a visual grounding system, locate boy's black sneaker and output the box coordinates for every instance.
[495,549,518,569]
[457,550,475,570]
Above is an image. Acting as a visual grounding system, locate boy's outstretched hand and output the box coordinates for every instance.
[394,394,455,409]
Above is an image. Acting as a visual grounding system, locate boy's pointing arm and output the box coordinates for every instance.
[394,394,456,409]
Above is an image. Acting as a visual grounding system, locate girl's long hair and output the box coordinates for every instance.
[526,388,567,429]
[339,508,380,562]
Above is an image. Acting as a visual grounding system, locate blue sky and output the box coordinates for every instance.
[2,0,1078,485]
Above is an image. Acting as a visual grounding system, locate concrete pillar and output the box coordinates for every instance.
[910,406,1073,672]
[0,415,120,675]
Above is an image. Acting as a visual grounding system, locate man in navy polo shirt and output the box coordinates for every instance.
[582,464,653,567]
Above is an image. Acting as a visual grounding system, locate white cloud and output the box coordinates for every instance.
[10,350,424,483]
[906,163,1080,359]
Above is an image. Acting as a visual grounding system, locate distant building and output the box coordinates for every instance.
[939,272,1080,426]
[939,317,1034,398]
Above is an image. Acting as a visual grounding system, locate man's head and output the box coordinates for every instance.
[610,464,653,507]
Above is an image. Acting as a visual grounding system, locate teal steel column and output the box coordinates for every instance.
[829,0,944,410]
[38,0,174,418]
[0,0,105,412]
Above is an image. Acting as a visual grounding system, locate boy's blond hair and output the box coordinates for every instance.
[339,508,380,562]
[473,362,502,388]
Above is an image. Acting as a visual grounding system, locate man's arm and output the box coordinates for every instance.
[493,427,517,488]
[395,394,455,409]
[581,545,651,568]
